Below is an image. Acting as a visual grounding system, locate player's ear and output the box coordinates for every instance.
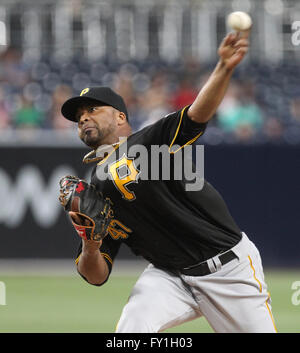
[116,111,127,126]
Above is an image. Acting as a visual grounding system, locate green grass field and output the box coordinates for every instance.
[0,270,299,333]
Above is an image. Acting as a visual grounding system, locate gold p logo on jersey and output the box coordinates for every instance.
[109,154,139,201]
[80,88,89,96]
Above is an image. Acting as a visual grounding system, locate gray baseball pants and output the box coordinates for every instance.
[115,233,277,333]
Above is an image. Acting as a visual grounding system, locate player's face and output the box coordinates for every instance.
[76,103,119,148]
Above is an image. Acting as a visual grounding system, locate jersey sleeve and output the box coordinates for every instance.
[164,105,207,150]
[75,235,122,286]
[137,105,207,149]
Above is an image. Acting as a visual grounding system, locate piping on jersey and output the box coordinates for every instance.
[169,106,204,154]
[97,139,127,166]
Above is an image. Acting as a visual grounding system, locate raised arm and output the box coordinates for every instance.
[188,31,249,123]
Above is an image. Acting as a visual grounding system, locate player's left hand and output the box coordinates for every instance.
[218,31,249,70]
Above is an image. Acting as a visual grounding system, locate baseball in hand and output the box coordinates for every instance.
[227,11,252,31]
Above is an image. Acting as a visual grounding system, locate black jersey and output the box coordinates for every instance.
[76,106,242,275]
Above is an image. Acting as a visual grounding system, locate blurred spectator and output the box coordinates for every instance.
[0,87,10,129]
[113,70,138,116]
[263,117,283,143]
[0,105,10,129]
[50,84,74,130]
[171,77,198,111]
[217,80,240,116]
[282,96,300,144]
[13,96,44,129]
[290,97,300,124]
[137,71,172,129]
[217,80,264,141]
[0,48,29,88]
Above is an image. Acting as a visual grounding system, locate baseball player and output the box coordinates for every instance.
[59,32,277,333]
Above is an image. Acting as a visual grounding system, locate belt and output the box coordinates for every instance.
[180,250,238,277]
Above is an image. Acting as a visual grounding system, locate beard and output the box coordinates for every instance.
[80,123,115,149]
[80,126,103,149]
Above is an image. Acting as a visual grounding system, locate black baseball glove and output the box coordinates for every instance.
[59,175,113,241]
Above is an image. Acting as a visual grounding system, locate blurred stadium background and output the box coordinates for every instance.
[0,0,300,333]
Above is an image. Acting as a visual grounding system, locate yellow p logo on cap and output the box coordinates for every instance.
[80,88,89,96]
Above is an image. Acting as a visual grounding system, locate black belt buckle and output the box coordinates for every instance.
[181,250,237,277]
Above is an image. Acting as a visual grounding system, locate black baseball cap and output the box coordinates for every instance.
[61,86,128,122]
